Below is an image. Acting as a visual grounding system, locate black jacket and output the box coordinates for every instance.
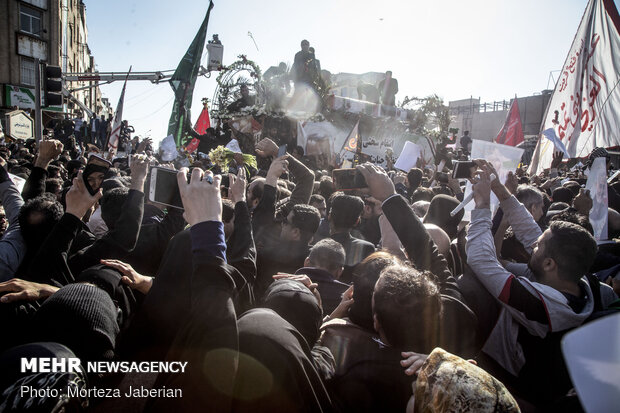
[26,190,144,287]
[328,232,375,284]
[295,267,349,315]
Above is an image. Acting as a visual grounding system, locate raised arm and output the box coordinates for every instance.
[227,168,257,292]
[22,140,63,201]
[27,170,102,286]
[466,162,551,337]
[146,167,238,412]
[251,155,287,242]
[255,137,314,216]
[68,155,148,274]
[357,163,454,285]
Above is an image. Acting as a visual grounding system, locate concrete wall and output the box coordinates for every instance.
[449,93,552,142]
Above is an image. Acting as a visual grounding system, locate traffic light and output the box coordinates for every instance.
[42,64,63,107]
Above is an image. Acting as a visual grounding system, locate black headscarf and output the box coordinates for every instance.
[232,309,333,413]
[262,279,322,348]
[32,283,120,362]
[424,194,463,239]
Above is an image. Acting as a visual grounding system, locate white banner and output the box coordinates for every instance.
[529,0,620,175]
[585,157,609,240]
[107,69,131,155]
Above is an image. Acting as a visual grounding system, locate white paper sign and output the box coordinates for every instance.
[562,314,620,413]
[159,134,178,162]
[463,140,524,217]
[585,157,608,240]
[225,138,242,153]
[394,141,421,172]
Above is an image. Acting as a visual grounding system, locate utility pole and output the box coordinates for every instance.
[34,59,42,142]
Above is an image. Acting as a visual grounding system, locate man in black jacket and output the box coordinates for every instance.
[26,155,149,287]
[295,238,349,314]
[328,194,375,284]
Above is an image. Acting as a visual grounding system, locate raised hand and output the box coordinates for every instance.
[66,171,102,219]
[266,156,289,186]
[129,154,149,191]
[177,167,222,226]
[35,139,63,168]
[356,163,395,202]
[228,167,247,204]
[255,138,279,158]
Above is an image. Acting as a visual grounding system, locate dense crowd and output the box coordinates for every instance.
[0,131,618,413]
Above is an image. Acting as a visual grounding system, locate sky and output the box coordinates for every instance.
[82,0,617,147]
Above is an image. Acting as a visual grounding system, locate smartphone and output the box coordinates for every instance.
[149,167,184,209]
[452,161,476,179]
[277,145,287,158]
[87,154,112,169]
[333,168,368,190]
[83,155,112,195]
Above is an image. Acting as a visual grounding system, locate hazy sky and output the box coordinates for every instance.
[82,0,616,145]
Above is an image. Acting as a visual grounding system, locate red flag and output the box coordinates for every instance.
[186,137,200,154]
[193,103,211,135]
[495,99,524,147]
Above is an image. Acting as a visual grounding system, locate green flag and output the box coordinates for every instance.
[167,1,214,146]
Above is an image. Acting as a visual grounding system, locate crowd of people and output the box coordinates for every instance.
[0,126,618,412]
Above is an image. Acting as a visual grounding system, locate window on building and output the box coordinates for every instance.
[20,4,42,35]
[20,58,36,86]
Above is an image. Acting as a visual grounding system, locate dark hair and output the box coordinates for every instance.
[293,145,305,157]
[516,185,543,210]
[544,221,598,282]
[330,194,364,230]
[222,199,235,223]
[551,187,574,204]
[291,204,321,244]
[373,264,442,352]
[548,201,570,211]
[349,251,400,331]
[549,210,594,236]
[45,178,63,195]
[47,164,61,177]
[309,194,325,205]
[18,194,64,249]
[308,239,345,273]
[100,187,129,230]
[411,187,434,203]
[431,185,453,197]
[319,176,335,201]
[563,181,581,197]
[407,168,423,190]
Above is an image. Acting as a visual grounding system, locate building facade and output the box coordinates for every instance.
[0,0,103,130]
